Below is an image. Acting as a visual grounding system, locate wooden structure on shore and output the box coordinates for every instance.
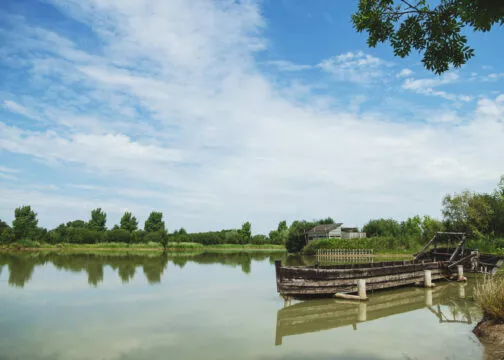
[275,232,503,298]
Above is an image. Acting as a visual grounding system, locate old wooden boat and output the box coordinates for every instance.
[275,232,503,298]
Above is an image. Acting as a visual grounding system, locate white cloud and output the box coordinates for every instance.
[396,68,413,78]
[402,73,472,102]
[0,1,503,232]
[265,60,312,71]
[317,51,388,83]
[2,100,40,120]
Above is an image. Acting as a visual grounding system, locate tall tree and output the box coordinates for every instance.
[442,191,493,237]
[120,212,138,232]
[239,222,252,244]
[144,211,165,233]
[277,220,288,233]
[88,208,107,232]
[352,0,504,74]
[12,206,38,240]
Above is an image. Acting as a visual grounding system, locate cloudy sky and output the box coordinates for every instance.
[0,0,503,233]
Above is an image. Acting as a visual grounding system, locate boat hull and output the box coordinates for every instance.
[275,260,447,297]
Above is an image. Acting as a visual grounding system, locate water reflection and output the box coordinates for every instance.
[0,251,286,287]
[275,282,481,346]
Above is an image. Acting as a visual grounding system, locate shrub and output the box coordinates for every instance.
[107,228,131,243]
[475,276,504,322]
[251,234,269,245]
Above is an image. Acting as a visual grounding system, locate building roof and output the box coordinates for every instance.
[341,227,359,232]
[307,223,343,235]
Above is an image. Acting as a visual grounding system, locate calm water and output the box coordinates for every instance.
[0,252,490,360]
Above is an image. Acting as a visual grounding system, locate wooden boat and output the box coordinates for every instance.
[275,259,447,297]
[275,232,503,298]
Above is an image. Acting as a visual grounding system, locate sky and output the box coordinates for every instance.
[0,0,503,234]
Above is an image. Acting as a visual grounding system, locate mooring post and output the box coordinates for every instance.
[424,270,434,288]
[283,296,291,308]
[457,265,467,281]
[358,302,367,322]
[358,279,367,300]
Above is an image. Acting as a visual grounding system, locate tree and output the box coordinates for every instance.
[362,218,401,237]
[0,219,9,234]
[144,211,165,233]
[88,208,107,232]
[318,217,335,225]
[239,222,252,244]
[12,206,39,240]
[352,0,504,74]
[285,220,314,253]
[277,220,288,233]
[120,212,138,232]
[442,191,493,237]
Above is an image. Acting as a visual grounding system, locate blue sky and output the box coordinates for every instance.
[0,0,503,233]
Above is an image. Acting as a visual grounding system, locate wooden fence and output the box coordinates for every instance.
[316,249,373,258]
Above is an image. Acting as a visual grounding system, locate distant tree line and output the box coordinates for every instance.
[1,176,503,252]
[0,208,289,248]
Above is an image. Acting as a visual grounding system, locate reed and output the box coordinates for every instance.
[475,276,504,322]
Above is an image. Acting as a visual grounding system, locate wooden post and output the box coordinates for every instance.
[424,270,434,288]
[358,279,367,300]
[457,265,466,281]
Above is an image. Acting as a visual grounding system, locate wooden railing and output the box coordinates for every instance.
[316,249,373,258]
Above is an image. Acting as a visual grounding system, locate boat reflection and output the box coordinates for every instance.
[275,281,480,346]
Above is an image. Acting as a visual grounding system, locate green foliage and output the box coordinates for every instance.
[160,230,169,250]
[442,190,496,237]
[223,230,243,245]
[352,0,504,74]
[277,220,288,232]
[120,212,138,232]
[317,217,335,225]
[0,227,15,244]
[286,220,314,253]
[303,236,422,255]
[107,228,131,243]
[144,211,165,233]
[251,234,269,245]
[362,218,400,237]
[12,206,39,241]
[0,219,9,234]
[239,222,252,244]
[66,220,86,228]
[88,208,107,232]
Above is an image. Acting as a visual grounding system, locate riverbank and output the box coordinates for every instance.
[0,242,287,253]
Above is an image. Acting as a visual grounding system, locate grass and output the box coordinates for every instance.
[475,275,504,322]
[0,241,286,252]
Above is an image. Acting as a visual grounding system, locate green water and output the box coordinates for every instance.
[0,252,489,359]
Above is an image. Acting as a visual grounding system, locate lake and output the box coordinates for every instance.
[0,251,489,360]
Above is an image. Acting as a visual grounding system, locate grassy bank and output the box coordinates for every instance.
[0,241,286,253]
[475,276,504,322]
